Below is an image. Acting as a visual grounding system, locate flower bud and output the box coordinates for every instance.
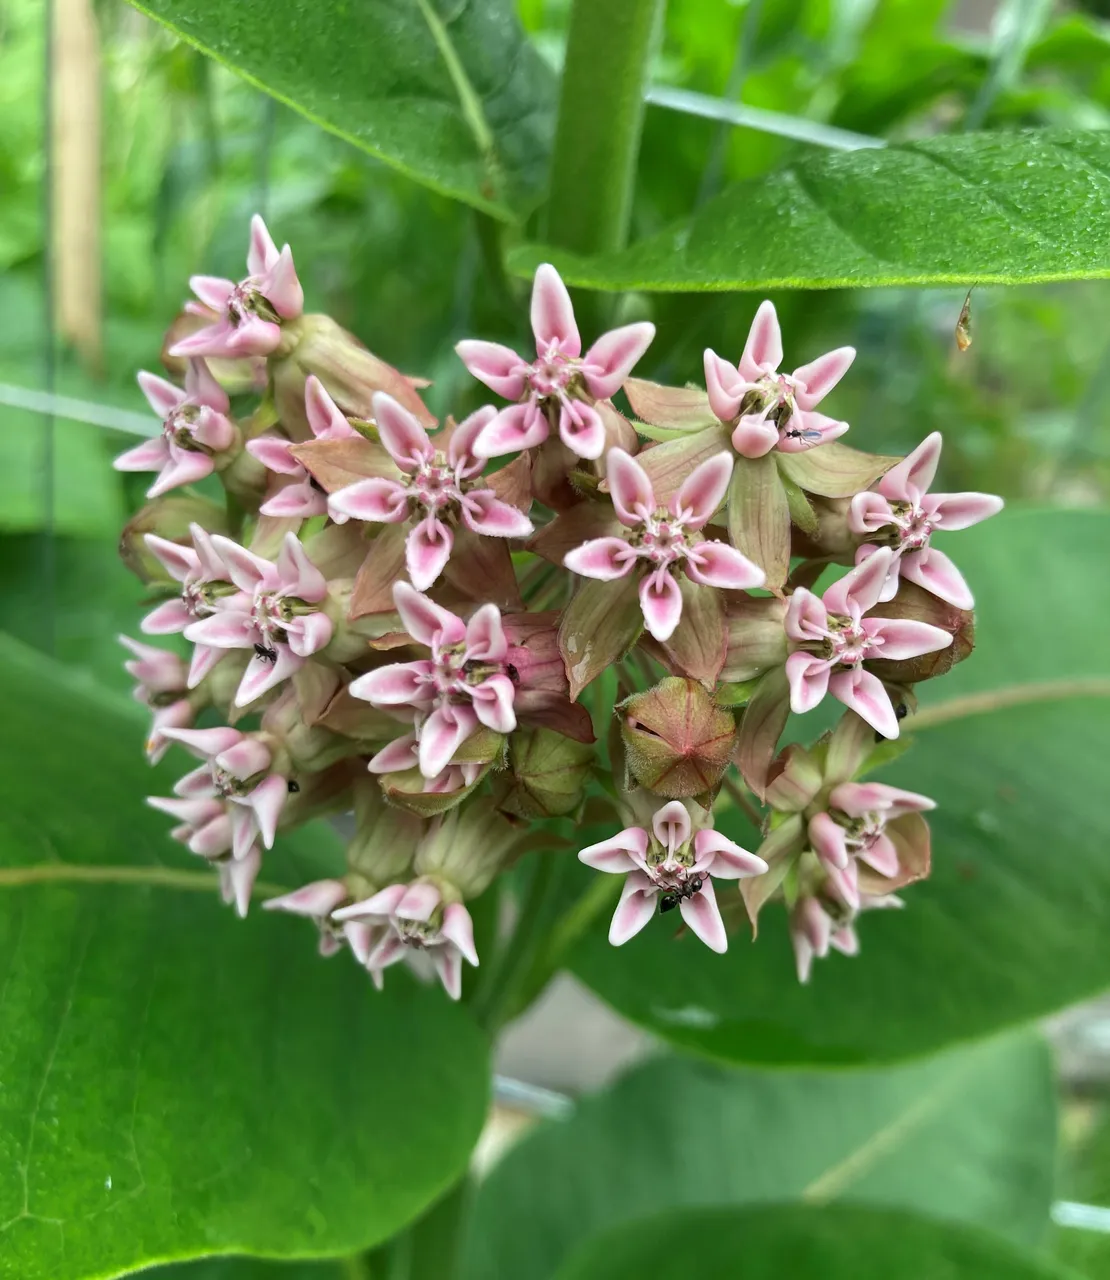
[865,582,974,684]
[496,727,594,819]
[789,495,859,561]
[413,799,524,899]
[345,779,422,885]
[119,495,228,583]
[621,678,736,799]
[721,596,788,683]
[764,743,824,813]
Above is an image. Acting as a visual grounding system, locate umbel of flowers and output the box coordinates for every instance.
[116,216,1002,996]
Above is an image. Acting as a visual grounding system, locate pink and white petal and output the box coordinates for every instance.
[234,644,303,707]
[442,902,480,967]
[276,532,328,601]
[792,933,816,984]
[785,651,833,714]
[141,597,193,635]
[808,811,850,870]
[899,546,974,610]
[164,724,243,760]
[609,872,658,946]
[828,668,899,740]
[580,321,656,399]
[652,800,692,855]
[460,490,534,539]
[147,450,215,497]
[731,415,780,459]
[864,616,953,661]
[328,476,409,524]
[210,535,275,594]
[189,274,235,311]
[703,348,746,422]
[262,245,304,319]
[367,732,420,775]
[263,877,349,919]
[247,213,280,275]
[147,794,223,825]
[137,370,185,418]
[473,401,549,459]
[469,673,517,734]
[372,392,432,469]
[464,603,509,663]
[216,736,272,780]
[530,263,581,357]
[405,518,454,591]
[190,812,233,859]
[228,805,258,862]
[433,947,464,1000]
[830,925,860,958]
[861,832,900,878]
[830,780,935,818]
[366,933,409,971]
[284,609,334,658]
[578,827,649,872]
[417,704,478,779]
[455,339,528,401]
[564,536,636,581]
[673,452,733,527]
[184,357,231,413]
[826,860,861,912]
[334,882,409,922]
[305,375,353,439]
[639,569,684,642]
[259,479,326,519]
[606,448,655,525]
[447,405,498,472]
[784,587,829,644]
[246,774,288,849]
[172,763,218,799]
[187,642,224,688]
[848,491,896,536]
[246,435,302,475]
[685,540,766,590]
[739,300,783,379]
[823,547,893,616]
[183,608,257,650]
[349,660,434,707]
[393,581,466,648]
[558,399,606,460]
[777,411,849,451]
[693,830,768,878]
[877,431,942,503]
[680,879,729,954]
[114,437,169,473]
[397,879,443,923]
[792,346,856,410]
[191,525,229,581]
[925,491,1005,531]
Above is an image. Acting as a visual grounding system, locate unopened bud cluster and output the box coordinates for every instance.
[116,217,1002,994]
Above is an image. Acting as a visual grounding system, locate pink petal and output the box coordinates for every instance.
[210,536,274,594]
[190,813,233,859]
[580,322,656,399]
[530,264,581,357]
[189,274,235,310]
[461,490,534,539]
[925,491,1005,531]
[792,346,856,410]
[693,830,768,878]
[606,448,655,525]
[141,597,192,635]
[826,860,861,912]
[285,609,334,657]
[259,479,327,519]
[564,537,636,581]
[473,401,549,459]
[578,827,649,872]
[405,518,454,591]
[137,370,185,418]
[234,644,303,707]
[400,880,443,922]
[417,704,478,779]
[187,644,224,687]
[685,540,765,590]
[672,451,733,527]
[246,774,288,848]
[731,416,780,459]
[164,724,242,759]
[229,806,258,862]
[147,451,215,497]
[830,781,935,818]
[184,358,231,413]
[848,491,896,536]
[464,603,509,663]
[447,405,498,472]
[878,431,942,503]
[739,300,783,378]
[305,375,354,439]
[703,348,746,422]
[247,214,280,275]
[679,879,728,954]
[147,795,223,825]
[349,661,435,707]
[652,800,691,854]
[609,872,658,946]
[557,399,606,460]
[373,392,432,469]
[247,436,302,475]
[184,609,256,650]
[469,673,517,733]
[861,832,900,878]
[455,339,528,401]
[785,651,832,714]
[777,411,849,452]
[899,546,974,610]
[828,668,899,739]
[344,920,379,965]
[335,882,408,921]
[830,925,861,957]
[822,547,893,616]
[442,902,480,967]
[865,616,953,660]
[367,732,420,775]
[393,581,466,648]
[264,878,349,917]
[114,437,169,473]
[276,533,327,601]
[433,948,464,1000]
[784,588,829,644]
[191,525,229,581]
[216,736,272,779]
[329,476,409,524]
[261,245,303,319]
[639,569,683,642]
[808,811,850,869]
[146,532,203,583]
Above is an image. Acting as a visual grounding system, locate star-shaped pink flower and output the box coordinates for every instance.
[704,300,855,458]
[563,447,765,642]
[849,432,1004,609]
[264,879,383,967]
[328,392,533,590]
[578,800,767,953]
[785,548,953,739]
[790,886,902,984]
[456,263,655,461]
[169,215,304,360]
[119,635,195,763]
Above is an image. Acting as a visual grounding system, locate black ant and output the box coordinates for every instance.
[253,642,278,665]
[287,779,300,793]
[874,702,908,742]
[658,875,704,914]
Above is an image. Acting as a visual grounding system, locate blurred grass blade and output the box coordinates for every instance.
[0,383,155,436]
[965,0,1055,129]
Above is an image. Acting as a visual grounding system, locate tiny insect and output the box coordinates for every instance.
[253,642,278,664]
[783,427,824,444]
[659,875,704,914]
[287,779,300,793]
[875,702,909,742]
[955,288,974,352]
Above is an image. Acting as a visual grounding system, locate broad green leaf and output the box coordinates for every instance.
[463,1033,1056,1280]
[553,1204,1079,1280]
[0,636,489,1279]
[124,0,556,219]
[151,1261,337,1278]
[509,130,1110,290]
[571,509,1110,1063]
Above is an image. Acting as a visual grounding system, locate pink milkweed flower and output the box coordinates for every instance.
[145,793,263,918]
[142,524,246,687]
[366,730,483,795]
[578,800,768,953]
[785,548,952,739]
[848,432,1004,609]
[114,360,237,497]
[704,300,855,458]
[328,392,534,590]
[333,879,478,1000]
[119,635,195,763]
[349,582,516,780]
[183,533,333,707]
[790,887,902,984]
[247,376,362,518]
[169,214,304,360]
[456,263,655,461]
[563,447,765,643]
[264,879,383,965]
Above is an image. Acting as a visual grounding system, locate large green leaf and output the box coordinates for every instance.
[510,130,1110,289]
[463,1033,1055,1280]
[0,636,489,1279]
[553,1205,1079,1280]
[571,509,1110,1063]
[124,0,555,220]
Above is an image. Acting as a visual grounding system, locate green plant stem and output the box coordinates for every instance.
[402,1177,474,1280]
[721,772,764,828]
[544,0,665,256]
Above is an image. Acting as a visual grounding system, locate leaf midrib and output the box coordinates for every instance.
[0,863,290,896]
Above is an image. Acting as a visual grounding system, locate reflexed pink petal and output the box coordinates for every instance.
[823,547,893,616]
[557,399,606,460]
[878,431,942,502]
[367,933,408,971]
[184,609,256,650]
[455,339,528,401]
[211,535,275,594]
[259,479,326,519]
[578,827,649,872]
[797,895,832,955]
[433,948,464,1000]
[147,794,223,825]
[141,597,193,635]
[864,616,953,661]
[694,830,768,878]
[679,879,728,953]
[285,610,334,657]
[187,643,223,687]
[447,405,498,472]
[189,274,235,310]
[464,603,509,663]
[276,532,328,601]
[830,780,935,818]
[531,264,581,357]
[167,319,235,360]
[397,880,442,921]
[460,490,534,539]
[137,370,185,418]
[784,410,849,450]
[373,392,433,469]
[925,491,1005,531]
[367,732,420,774]
[808,811,850,869]
[792,932,816,984]
[234,644,303,707]
[739,300,783,378]
[784,588,829,644]
[731,416,780,459]
[184,357,231,413]
[262,245,304,319]
[216,736,272,779]
[828,668,899,739]
[328,476,409,524]
[335,882,409,921]
[190,812,233,858]
[899,546,974,610]
[469,673,517,733]
[147,701,194,762]
[652,800,692,855]
[848,490,896,535]
[349,660,435,706]
[247,213,280,275]
[228,805,258,862]
[703,348,747,422]
[305,375,354,439]
[580,321,656,399]
[685,540,765,590]
[114,437,169,473]
[164,724,242,759]
[393,581,466,648]
[639,569,684,642]
[442,902,480,967]
[417,704,478,779]
[473,401,549,459]
[826,860,861,911]
[563,536,636,581]
[609,872,658,946]
[191,524,228,581]
[792,346,855,409]
[246,435,302,475]
[830,925,860,957]
[245,774,288,848]
[673,451,733,526]
[344,920,378,965]
[785,651,832,714]
[606,447,655,525]
[861,832,900,877]
[173,763,218,798]
[147,451,214,497]
[405,518,453,591]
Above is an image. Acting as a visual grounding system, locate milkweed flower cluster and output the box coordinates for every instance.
[115,216,1001,996]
